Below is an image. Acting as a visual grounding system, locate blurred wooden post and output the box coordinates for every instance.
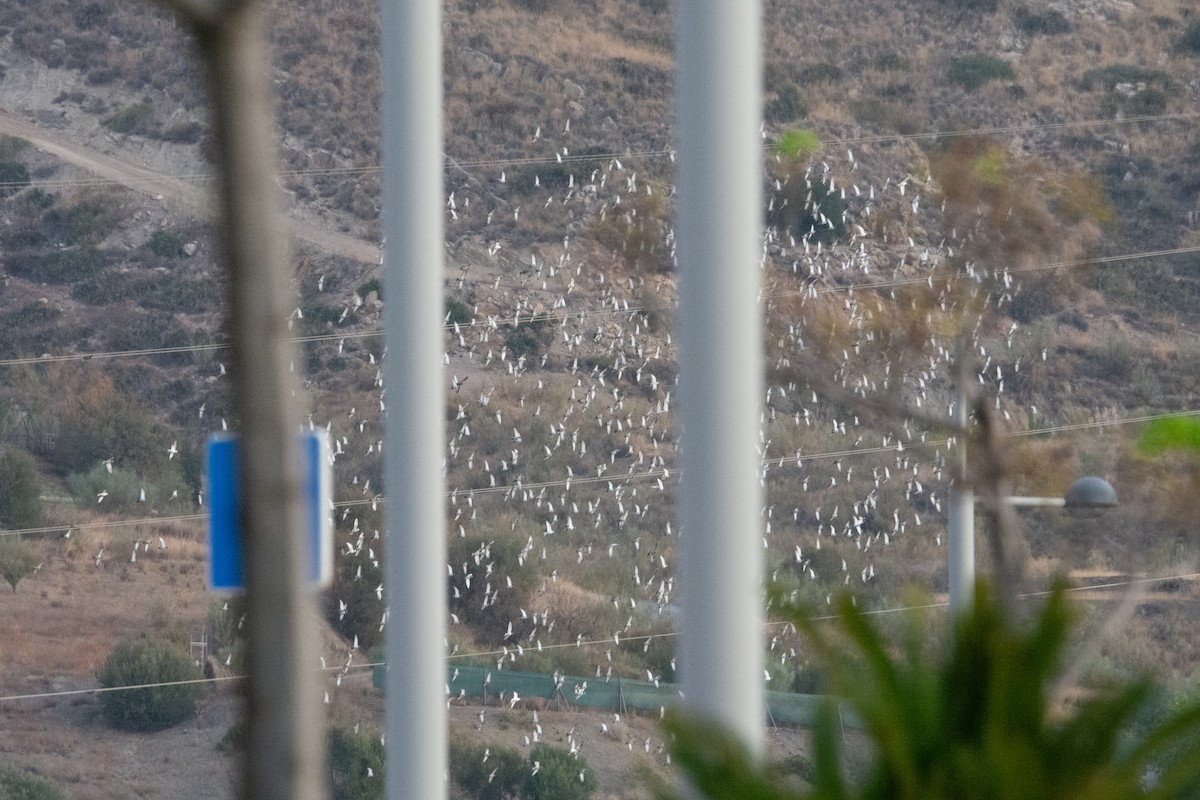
[152,2,325,798]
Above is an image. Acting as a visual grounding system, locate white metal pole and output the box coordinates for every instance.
[948,386,974,618]
[381,0,447,796]
[675,0,765,756]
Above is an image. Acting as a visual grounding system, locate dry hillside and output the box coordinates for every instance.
[2,0,1200,797]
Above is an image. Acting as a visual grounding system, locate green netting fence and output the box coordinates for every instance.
[374,663,861,729]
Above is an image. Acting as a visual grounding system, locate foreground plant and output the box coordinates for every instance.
[664,581,1200,800]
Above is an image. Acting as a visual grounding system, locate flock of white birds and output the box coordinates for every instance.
[69,125,1072,772]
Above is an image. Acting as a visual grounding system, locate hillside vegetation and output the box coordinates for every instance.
[2,0,1200,797]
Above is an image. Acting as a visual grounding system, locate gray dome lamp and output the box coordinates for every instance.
[952,476,1118,618]
[1063,476,1119,509]
[1008,476,1118,509]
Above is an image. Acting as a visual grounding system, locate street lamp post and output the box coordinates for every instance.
[947,476,1118,618]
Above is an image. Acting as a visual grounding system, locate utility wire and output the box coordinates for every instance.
[2,570,1196,705]
[6,408,1200,541]
[4,240,1200,368]
[4,109,1196,195]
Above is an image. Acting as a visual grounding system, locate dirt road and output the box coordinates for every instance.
[0,108,380,264]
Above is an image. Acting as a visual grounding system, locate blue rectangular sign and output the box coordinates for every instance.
[207,431,332,592]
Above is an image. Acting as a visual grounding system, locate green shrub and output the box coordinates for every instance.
[207,597,248,673]
[97,637,201,731]
[358,277,383,300]
[68,463,188,513]
[525,744,596,800]
[0,161,31,197]
[5,247,108,284]
[449,741,526,800]
[160,120,204,144]
[0,135,29,162]
[328,726,384,800]
[767,175,847,244]
[936,0,997,10]
[507,146,610,196]
[0,538,39,593]
[148,228,186,257]
[38,190,125,246]
[0,763,68,800]
[1114,87,1168,116]
[506,319,551,361]
[1180,20,1200,54]
[103,99,156,135]
[948,53,1016,90]
[445,297,472,325]
[0,450,43,528]
[1080,64,1170,92]
[51,373,182,478]
[848,97,925,134]
[1014,6,1069,35]
[326,551,384,652]
[766,83,807,123]
[101,310,197,366]
[797,62,842,84]
[872,52,909,72]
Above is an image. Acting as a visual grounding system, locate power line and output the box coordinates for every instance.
[5,109,1196,196]
[2,568,1196,705]
[4,237,1200,368]
[6,407,1199,541]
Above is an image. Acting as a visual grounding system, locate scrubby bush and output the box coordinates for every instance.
[0,161,31,197]
[97,637,201,731]
[51,373,179,478]
[797,62,842,84]
[0,449,43,528]
[0,538,39,593]
[449,741,526,800]
[508,146,610,196]
[148,228,186,257]
[936,0,997,10]
[328,726,384,800]
[1080,64,1170,92]
[68,463,188,513]
[5,247,108,284]
[766,83,807,123]
[0,763,68,800]
[326,550,384,652]
[445,297,472,325]
[948,53,1016,90]
[506,319,551,361]
[525,744,596,800]
[102,98,156,135]
[767,174,847,245]
[1014,6,1069,35]
[848,96,925,134]
[1180,20,1200,54]
[160,120,204,144]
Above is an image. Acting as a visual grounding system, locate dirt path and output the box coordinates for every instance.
[0,108,380,265]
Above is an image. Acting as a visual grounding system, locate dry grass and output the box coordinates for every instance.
[0,518,211,681]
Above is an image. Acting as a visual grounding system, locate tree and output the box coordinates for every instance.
[0,449,43,528]
[327,726,384,800]
[97,637,202,731]
[449,741,525,800]
[0,538,39,593]
[525,744,597,800]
